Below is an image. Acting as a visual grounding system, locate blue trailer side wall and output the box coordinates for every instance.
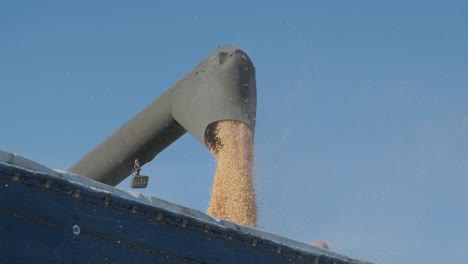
[0,160,372,264]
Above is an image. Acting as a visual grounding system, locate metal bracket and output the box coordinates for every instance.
[130,159,149,189]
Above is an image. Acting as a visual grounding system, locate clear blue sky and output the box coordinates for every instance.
[1,1,467,263]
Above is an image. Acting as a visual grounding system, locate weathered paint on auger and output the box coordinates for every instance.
[68,46,257,186]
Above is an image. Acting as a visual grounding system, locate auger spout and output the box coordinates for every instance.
[68,46,257,186]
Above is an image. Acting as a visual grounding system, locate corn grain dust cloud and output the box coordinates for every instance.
[207,121,257,227]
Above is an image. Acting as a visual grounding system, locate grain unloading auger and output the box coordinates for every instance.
[68,46,257,187]
[0,45,374,263]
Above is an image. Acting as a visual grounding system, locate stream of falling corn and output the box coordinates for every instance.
[207,121,257,227]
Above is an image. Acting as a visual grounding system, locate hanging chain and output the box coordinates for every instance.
[132,159,141,176]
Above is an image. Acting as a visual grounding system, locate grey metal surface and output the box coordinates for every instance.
[68,45,256,186]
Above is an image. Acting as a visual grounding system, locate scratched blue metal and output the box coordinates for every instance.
[0,153,374,264]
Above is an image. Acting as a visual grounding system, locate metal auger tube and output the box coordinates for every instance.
[68,46,257,186]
